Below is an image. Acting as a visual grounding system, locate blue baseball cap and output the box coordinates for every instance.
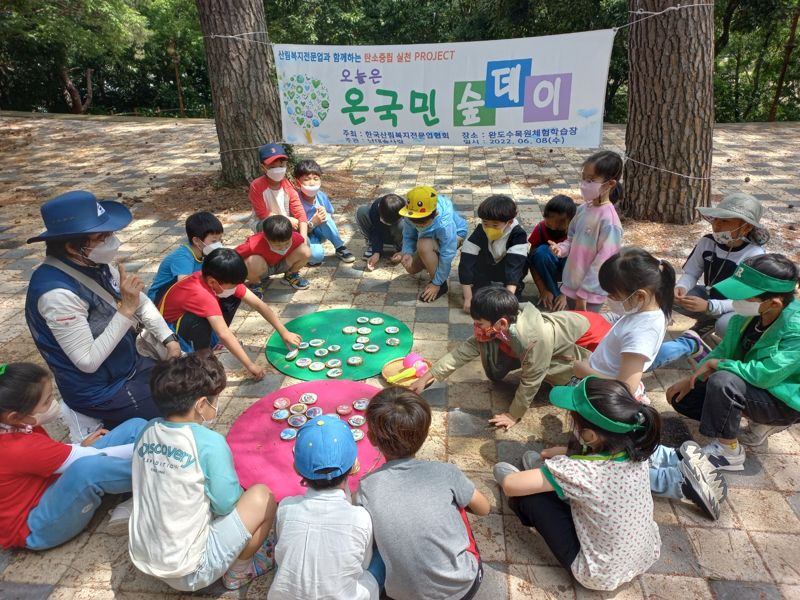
[294,414,357,480]
[258,143,288,165]
[27,190,132,243]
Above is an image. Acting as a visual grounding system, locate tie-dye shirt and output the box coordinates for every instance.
[555,202,622,304]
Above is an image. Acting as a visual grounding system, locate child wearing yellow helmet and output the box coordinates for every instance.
[399,186,468,302]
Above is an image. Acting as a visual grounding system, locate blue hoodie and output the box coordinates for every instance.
[402,195,468,286]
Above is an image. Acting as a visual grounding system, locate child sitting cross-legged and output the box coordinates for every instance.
[158,247,301,380]
[129,352,278,591]
[458,194,529,313]
[0,362,146,550]
[268,415,383,600]
[494,377,661,591]
[357,387,491,600]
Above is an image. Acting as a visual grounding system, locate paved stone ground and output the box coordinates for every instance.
[1,113,799,600]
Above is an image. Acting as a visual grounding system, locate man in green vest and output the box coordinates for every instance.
[668,253,800,470]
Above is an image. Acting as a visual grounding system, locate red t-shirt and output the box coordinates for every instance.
[235,231,304,266]
[527,220,568,248]
[159,271,246,324]
[248,177,307,223]
[0,427,71,548]
[573,310,612,352]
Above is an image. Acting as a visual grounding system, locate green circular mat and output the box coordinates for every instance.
[265,308,413,381]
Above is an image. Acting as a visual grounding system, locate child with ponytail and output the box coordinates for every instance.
[572,247,675,401]
[0,362,145,550]
[493,377,661,591]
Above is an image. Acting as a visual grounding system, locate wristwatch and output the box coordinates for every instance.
[162,333,179,345]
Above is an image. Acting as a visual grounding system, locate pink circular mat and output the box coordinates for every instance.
[227,380,384,501]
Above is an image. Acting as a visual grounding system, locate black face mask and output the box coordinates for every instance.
[545,226,565,239]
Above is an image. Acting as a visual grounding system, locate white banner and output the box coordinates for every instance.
[275,30,615,148]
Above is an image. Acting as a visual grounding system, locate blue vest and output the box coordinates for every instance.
[25,261,137,410]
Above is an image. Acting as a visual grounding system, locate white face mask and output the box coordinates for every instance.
[216,285,237,298]
[32,400,61,426]
[580,181,604,203]
[195,398,218,428]
[266,166,287,181]
[711,226,745,246]
[269,242,291,256]
[85,235,121,264]
[300,183,321,196]
[201,241,223,256]
[732,299,762,317]
[607,290,642,315]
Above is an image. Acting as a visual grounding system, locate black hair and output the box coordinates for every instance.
[185,211,223,243]
[0,362,51,416]
[469,286,519,324]
[477,195,517,222]
[543,194,577,219]
[293,159,323,179]
[378,194,406,225]
[567,378,661,462]
[45,236,90,259]
[599,247,675,318]
[201,247,247,285]
[407,210,438,224]
[303,471,349,490]
[150,351,227,416]
[583,150,624,203]
[746,253,799,306]
[261,215,293,243]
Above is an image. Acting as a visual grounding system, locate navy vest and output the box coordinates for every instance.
[25,261,137,409]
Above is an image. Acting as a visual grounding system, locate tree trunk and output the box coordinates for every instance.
[768,1,800,121]
[622,0,714,224]
[195,0,282,184]
[169,41,186,118]
[60,67,93,114]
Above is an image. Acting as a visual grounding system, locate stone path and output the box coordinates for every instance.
[0,113,799,600]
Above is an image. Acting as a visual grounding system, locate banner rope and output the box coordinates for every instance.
[614,3,714,31]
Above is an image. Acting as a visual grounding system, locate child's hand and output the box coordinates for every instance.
[81,428,109,447]
[680,296,709,313]
[390,252,403,264]
[247,363,267,380]
[282,331,302,348]
[540,446,568,459]
[573,360,592,378]
[400,254,413,269]
[666,376,693,405]
[366,253,380,271]
[463,297,471,314]
[552,294,568,311]
[409,372,433,394]
[548,241,561,257]
[420,283,441,302]
[674,287,687,300]
[539,290,554,310]
[311,207,327,226]
[690,358,719,388]
[489,412,519,430]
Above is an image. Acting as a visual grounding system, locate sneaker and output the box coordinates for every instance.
[362,248,374,260]
[282,272,310,290]
[701,439,746,471]
[105,498,133,536]
[493,461,520,485]
[681,330,709,362]
[335,246,355,263]
[246,283,263,300]
[739,423,790,447]
[222,534,276,590]
[522,450,543,471]
[678,441,728,519]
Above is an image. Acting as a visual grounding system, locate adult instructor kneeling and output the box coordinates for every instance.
[25,191,181,436]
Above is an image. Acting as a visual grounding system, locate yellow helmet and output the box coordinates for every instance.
[399,186,438,218]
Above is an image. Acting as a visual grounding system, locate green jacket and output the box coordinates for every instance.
[429,303,592,419]
[702,299,800,411]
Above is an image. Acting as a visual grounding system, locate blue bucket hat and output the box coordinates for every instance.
[27,190,132,243]
[258,143,288,165]
[294,414,357,481]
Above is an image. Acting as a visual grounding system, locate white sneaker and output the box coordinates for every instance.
[105,498,133,536]
[701,440,746,472]
[493,462,519,485]
[739,423,790,447]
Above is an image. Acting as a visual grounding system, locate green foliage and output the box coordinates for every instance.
[0,0,798,122]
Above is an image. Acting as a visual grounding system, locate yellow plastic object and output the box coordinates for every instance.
[399,185,438,218]
[381,357,434,388]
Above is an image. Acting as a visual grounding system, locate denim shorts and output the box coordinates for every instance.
[162,509,251,591]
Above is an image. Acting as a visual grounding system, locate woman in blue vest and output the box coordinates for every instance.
[25,191,181,436]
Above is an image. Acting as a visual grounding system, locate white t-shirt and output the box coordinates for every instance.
[590,310,666,376]
[264,187,288,217]
[269,488,379,600]
[542,455,661,591]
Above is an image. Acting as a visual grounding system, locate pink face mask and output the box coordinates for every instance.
[579,180,604,203]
